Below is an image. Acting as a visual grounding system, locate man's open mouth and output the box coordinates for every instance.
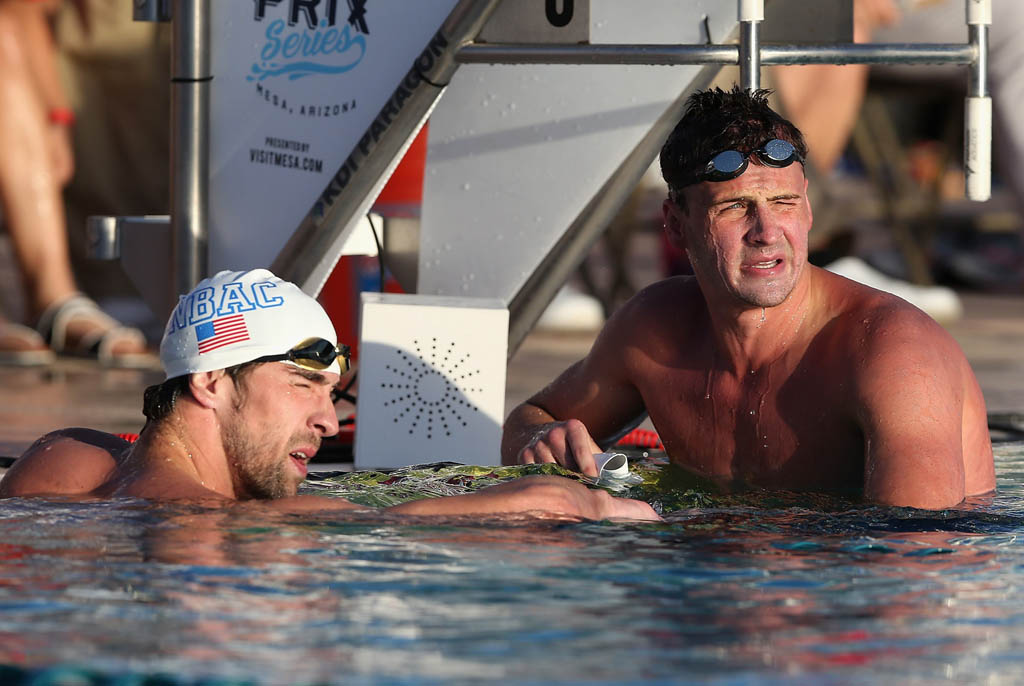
[289,451,311,476]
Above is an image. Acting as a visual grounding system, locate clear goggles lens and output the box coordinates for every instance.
[700,139,803,183]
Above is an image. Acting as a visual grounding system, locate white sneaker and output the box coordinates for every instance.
[824,256,963,323]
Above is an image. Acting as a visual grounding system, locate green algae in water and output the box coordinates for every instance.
[302,456,871,515]
[303,458,731,513]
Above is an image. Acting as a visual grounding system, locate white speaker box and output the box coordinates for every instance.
[354,293,508,469]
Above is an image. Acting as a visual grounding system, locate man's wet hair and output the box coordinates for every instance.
[660,86,808,207]
[141,361,260,424]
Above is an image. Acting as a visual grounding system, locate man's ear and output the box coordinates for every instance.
[188,370,233,410]
[663,197,688,252]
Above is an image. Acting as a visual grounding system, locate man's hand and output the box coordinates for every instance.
[517,419,603,476]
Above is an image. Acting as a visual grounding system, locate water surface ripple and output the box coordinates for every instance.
[0,442,1022,685]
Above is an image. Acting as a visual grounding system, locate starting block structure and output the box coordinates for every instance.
[89,0,993,466]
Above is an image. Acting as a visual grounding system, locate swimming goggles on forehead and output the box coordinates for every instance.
[253,338,351,374]
[696,139,804,184]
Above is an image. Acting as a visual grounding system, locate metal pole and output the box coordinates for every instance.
[170,0,210,295]
[456,43,739,65]
[272,0,505,296]
[738,0,762,90]
[739,21,760,90]
[967,24,989,98]
[454,43,976,67]
[964,0,992,201]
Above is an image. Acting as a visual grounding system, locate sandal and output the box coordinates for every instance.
[35,294,156,369]
[0,321,55,367]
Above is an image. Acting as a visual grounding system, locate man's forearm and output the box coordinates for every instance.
[383,475,655,521]
[500,402,558,465]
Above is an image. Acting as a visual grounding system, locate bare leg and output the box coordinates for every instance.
[0,1,77,316]
[771,0,899,172]
[0,1,147,360]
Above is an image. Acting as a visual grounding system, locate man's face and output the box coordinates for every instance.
[221,363,341,499]
[665,161,812,309]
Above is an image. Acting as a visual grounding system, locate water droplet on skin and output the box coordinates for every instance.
[749,410,755,415]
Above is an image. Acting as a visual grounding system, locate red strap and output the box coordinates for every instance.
[48,107,76,126]
[116,433,140,443]
[615,428,664,450]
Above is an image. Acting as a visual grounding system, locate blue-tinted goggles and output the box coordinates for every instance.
[696,139,804,184]
[253,337,351,374]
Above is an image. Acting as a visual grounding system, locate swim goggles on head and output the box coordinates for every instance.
[695,138,804,185]
[254,337,351,374]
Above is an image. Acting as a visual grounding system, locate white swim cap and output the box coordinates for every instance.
[160,269,342,379]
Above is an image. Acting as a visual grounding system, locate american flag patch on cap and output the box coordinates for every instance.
[195,314,250,354]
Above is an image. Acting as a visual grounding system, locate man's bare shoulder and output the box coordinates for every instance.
[592,275,706,370]
[608,276,704,334]
[0,428,129,498]
[816,267,965,375]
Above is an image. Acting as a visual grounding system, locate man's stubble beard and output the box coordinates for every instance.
[222,402,297,500]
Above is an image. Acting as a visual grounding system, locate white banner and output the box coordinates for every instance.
[209,0,457,273]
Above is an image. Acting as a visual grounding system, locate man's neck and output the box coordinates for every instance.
[705,269,817,375]
[132,407,239,499]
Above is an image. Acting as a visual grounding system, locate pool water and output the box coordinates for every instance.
[1,442,1023,685]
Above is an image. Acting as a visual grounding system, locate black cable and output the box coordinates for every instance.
[366,212,386,293]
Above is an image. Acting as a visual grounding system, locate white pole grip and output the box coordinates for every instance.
[965,96,992,201]
[966,0,992,25]
[739,0,764,22]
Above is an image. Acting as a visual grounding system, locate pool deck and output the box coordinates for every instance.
[1,291,1022,462]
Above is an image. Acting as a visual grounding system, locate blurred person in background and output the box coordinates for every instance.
[0,0,150,366]
[774,0,1024,304]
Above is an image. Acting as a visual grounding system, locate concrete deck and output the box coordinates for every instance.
[1,291,1022,461]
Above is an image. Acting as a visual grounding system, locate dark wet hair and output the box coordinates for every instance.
[141,361,260,424]
[660,87,808,205]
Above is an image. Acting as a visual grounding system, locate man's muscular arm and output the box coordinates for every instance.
[501,298,649,476]
[854,306,993,509]
[274,477,660,521]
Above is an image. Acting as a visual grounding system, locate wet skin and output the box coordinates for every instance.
[502,162,996,509]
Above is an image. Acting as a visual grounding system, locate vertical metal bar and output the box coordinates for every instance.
[965,0,991,201]
[739,20,761,90]
[738,0,763,90]
[170,0,210,295]
[968,24,988,98]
